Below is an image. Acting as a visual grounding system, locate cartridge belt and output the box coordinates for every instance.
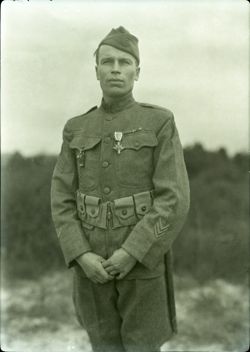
[76,190,153,229]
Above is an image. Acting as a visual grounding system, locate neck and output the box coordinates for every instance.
[101,91,135,113]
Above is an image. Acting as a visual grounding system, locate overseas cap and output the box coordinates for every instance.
[95,26,140,64]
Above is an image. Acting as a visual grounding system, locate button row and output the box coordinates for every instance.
[103,187,111,194]
[105,115,113,121]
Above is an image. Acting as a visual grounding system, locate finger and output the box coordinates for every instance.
[103,272,114,280]
[102,261,112,269]
[109,270,119,276]
[98,265,114,281]
[105,266,116,274]
[95,275,107,284]
[104,264,117,272]
[101,270,114,280]
[116,272,126,280]
[90,273,104,283]
[89,268,108,284]
[89,277,99,284]
[100,276,113,283]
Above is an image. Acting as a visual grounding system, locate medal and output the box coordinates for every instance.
[113,131,124,154]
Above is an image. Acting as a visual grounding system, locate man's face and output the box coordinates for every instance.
[95,45,140,98]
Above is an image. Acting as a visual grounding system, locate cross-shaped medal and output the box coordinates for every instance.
[113,131,124,154]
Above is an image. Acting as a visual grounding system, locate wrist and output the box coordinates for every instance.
[76,251,92,264]
[122,248,137,263]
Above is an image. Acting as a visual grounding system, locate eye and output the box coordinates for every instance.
[120,59,131,65]
[101,59,112,64]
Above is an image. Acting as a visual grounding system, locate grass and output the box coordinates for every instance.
[1,271,249,352]
[164,275,249,351]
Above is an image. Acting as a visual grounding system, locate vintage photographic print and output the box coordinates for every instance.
[1,0,249,351]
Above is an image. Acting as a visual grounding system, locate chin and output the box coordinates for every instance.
[106,88,128,97]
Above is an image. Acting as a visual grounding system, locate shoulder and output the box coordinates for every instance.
[138,103,174,127]
[137,102,174,123]
[64,106,98,130]
[138,102,173,114]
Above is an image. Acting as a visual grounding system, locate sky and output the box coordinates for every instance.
[1,0,249,156]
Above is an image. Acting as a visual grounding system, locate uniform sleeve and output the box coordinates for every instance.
[51,122,91,267]
[122,114,190,270]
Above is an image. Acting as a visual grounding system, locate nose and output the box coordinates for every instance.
[111,60,121,73]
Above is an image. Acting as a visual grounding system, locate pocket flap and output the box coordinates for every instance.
[76,190,86,217]
[133,191,153,217]
[114,196,135,220]
[69,135,101,151]
[85,195,101,218]
[123,130,158,150]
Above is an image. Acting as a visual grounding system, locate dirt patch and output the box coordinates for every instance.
[1,272,249,352]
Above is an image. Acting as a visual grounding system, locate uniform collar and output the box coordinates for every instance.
[100,93,136,113]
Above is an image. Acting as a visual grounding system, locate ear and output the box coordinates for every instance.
[95,65,100,81]
[134,66,140,81]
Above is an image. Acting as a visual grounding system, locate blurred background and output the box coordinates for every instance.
[1,0,249,351]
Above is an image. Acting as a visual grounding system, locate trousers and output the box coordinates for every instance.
[72,266,173,352]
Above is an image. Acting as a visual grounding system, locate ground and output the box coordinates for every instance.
[1,270,249,352]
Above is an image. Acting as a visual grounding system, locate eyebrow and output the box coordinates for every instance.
[100,56,133,62]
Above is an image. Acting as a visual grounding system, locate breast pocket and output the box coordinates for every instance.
[115,130,158,187]
[69,135,101,191]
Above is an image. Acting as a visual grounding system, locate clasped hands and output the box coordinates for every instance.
[76,248,137,284]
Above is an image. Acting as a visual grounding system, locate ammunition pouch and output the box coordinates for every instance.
[133,191,152,219]
[114,196,135,226]
[76,190,153,229]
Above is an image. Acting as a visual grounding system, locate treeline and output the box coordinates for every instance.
[1,144,248,283]
[174,145,248,283]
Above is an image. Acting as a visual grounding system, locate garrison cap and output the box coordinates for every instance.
[95,26,140,64]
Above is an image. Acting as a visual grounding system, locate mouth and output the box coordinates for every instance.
[108,79,124,83]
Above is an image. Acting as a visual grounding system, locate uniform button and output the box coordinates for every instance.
[122,209,127,215]
[103,187,111,194]
[102,161,109,168]
[141,206,147,212]
[104,136,111,144]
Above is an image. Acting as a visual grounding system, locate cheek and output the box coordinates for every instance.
[124,67,136,79]
[96,68,107,82]
[99,74,109,86]
[127,72,137,84]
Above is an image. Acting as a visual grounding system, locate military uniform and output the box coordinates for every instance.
[51,94,189,351]
[51,26,190,352]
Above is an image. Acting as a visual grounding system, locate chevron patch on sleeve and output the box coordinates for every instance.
[154,217,170,238]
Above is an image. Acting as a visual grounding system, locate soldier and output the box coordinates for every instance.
[51,26,190,352]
